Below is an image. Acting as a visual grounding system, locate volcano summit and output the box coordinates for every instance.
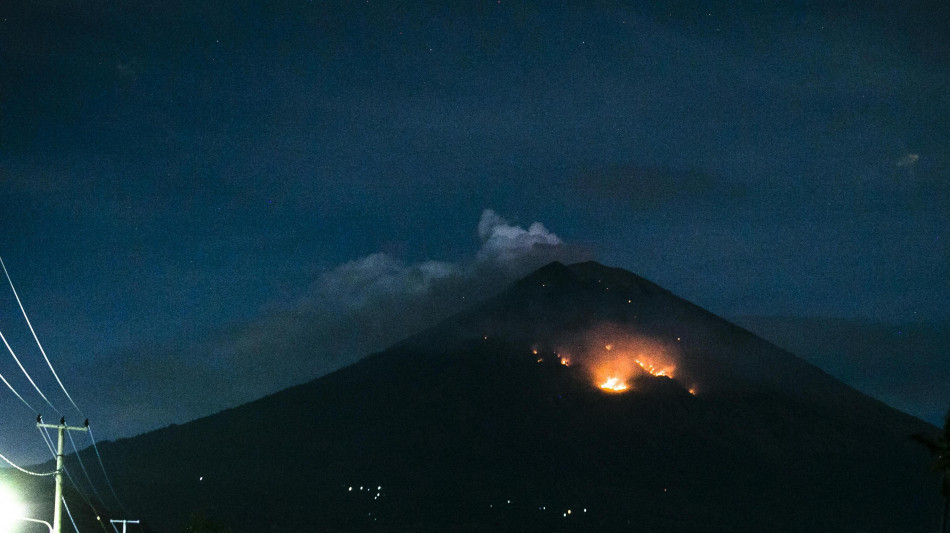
[14,261,941,532]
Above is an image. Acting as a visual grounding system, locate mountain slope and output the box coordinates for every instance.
[12,261,941,532]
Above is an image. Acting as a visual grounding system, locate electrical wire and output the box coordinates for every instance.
[0,256,83,415]
[1,257,133,524]
[67,429,108,509]
[87,426,130,516]
[38,424,57,458]
[63,496,81,533]
[39,426,109,527]
[0,364,35,412]
[0,327,59,414]
[0,450,56,476]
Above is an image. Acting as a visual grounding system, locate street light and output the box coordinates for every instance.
[0,483,26,533]
[0,483,52,533]
[14,518,53,533]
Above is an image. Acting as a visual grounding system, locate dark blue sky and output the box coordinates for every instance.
[0,1,947,462]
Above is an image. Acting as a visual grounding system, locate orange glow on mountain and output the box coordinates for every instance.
[634,358,674,378]
[549,324,687,394]
[582,331,679,393]
[600,377,628,392]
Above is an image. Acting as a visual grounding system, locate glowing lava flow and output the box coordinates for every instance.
[600,377,629,392]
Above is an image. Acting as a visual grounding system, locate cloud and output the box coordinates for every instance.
[895,153,919,167]
[315,253,461,309]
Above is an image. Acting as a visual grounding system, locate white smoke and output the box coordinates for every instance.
[316,209,575,310]
[475,209,563,265]
[474,209,571,274]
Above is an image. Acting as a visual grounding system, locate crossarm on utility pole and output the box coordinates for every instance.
[110,519,141,533]
[37,420,88,533]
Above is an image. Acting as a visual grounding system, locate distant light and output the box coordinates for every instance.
[348,487,353,491]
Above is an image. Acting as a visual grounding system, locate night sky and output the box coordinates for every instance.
[1,1,947,463]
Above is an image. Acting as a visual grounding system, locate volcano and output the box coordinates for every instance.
[13,261,942,532]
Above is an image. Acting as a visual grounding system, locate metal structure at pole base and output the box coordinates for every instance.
[109,519,140,533]
[17,517,54,533]
[37,416,88,533]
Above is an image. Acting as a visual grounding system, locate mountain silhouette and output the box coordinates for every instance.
[12,261,942,532]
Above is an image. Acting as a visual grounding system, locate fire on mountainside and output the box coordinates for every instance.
[536,325,691,395]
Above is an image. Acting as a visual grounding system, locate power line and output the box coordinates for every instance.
[0,256,83,415]
[62,496,81,533]
[0,450,56,476]
[68,429,108,511]
[88,426,130,516]
[0,256,135,526]
[40,425,105,525]
[39,419,110,533]
[39,424,58,456]
[0,327,58,413]
[0,364,35,412]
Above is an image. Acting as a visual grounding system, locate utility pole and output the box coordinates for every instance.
[36,416,88,533]
[110,519,140,533]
